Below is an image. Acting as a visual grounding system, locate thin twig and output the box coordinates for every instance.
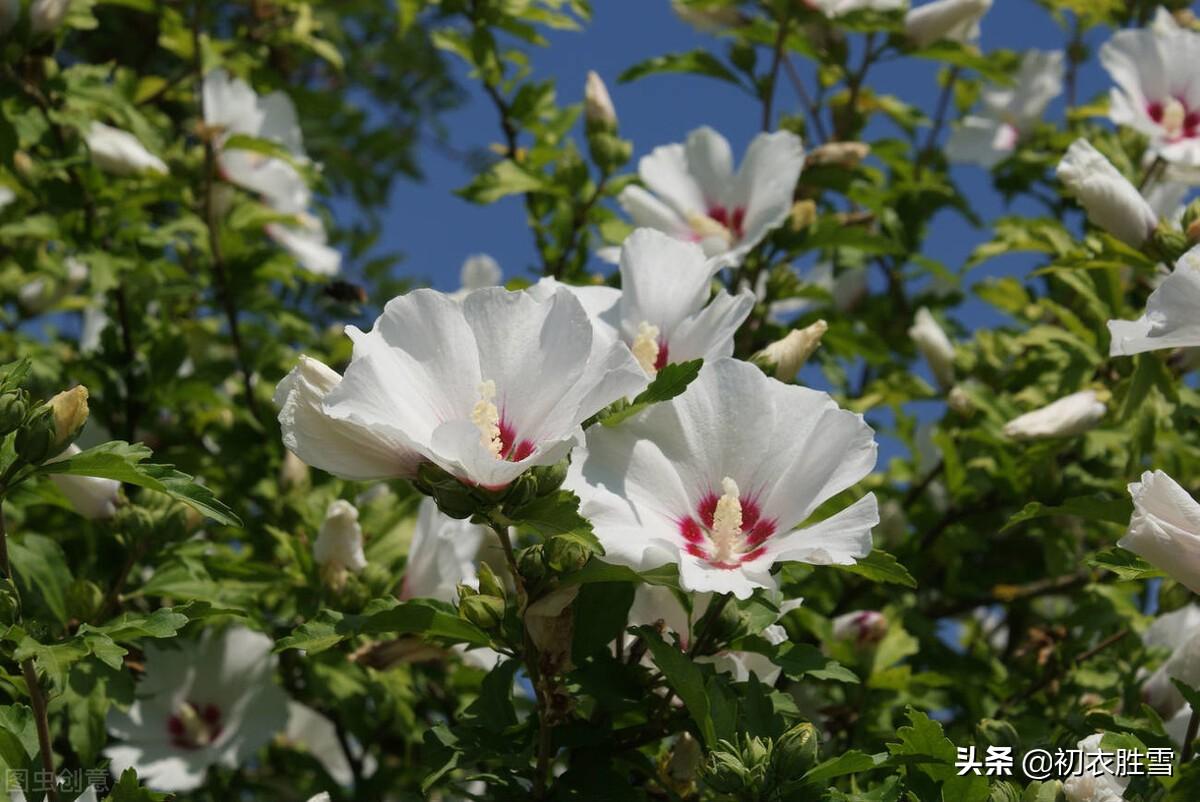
[192,1,262,423]
[783,57,829,144]
[917,66,961,175]
[761,12,791,132]
[996,628,1129,716]
[22,660,58,802]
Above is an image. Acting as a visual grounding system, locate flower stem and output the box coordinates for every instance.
[491,524,552,799]
[688,593,732,657]
[761,11,791,132]
[0,506,58,802]
[22,659,58,802]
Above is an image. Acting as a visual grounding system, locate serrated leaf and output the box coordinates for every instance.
[1088,547,1165,581]
[601,359,702,427]
[833,549,916,588]
[38,441,240,526]
[276,598,491,654]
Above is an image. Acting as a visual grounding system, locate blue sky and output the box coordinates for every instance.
[351,0,1150,299]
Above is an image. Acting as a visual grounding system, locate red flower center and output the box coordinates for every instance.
[498,416,536,462]
[707,205,746,240]
[167,701,224,750]
[1147,97,1200,141]
[677,487,776,570]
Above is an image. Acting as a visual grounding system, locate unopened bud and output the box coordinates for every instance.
[531,460,568,497]
[14,410,56,465]
[660,732,702,794]
[66,579,104,621]
[545,535,591,573]
[831,610,888,648]
[806,141,870,169]
[0,392,26,436]
[584,71,617,131]
[1150,220,1190,263]
[948,385,972,415]
[30,0,70,35]
[476,561,507,600]
[754,320,828,380]
[518,544,547,584]
[790,199,817,231]
[46,385,89,450]
[459,593,505,630]
[13,151,33,179]
[771,722,819,780]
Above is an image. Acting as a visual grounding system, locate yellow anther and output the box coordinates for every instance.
[710,477,743,563]
[471,380,503,458]
[632,321,661,377]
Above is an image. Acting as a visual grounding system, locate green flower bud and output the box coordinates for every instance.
[66,579,105,622]
[502,473,538,511]
[0,580,20,627]
[770,722,819,782]
[14,409,57,465]
[0,392,26,436]
[518,544,547,584]
[545,535,591,573]
[456,582,478,602]
[459,594,505,631]
[476,561,506,600]
[531,459,569,497]
[1149,221,1189,264]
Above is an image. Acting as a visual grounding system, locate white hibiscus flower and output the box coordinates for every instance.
[278,287,646,489]
[104,627,290,792]
[537,229,754,377]
[1108,243,1200,357]
[947,50,1064,168]
[202,69,340,275]
[1101,23,1200,167]
[614,127,805,264]
[567,358,878,599]
[85,123,168,177]
[1119,470,1200,595]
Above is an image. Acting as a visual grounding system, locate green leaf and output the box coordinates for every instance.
[38,441,241,526]
[456,160,554,204]
[803,750,881,785]
[8,534,72,626]
[619,51,747,88]
[509,490,593,539]
[276,598,492,654]
[1001,496,1131,533]
[572,582,635,662]
[772,643,860,684]
[601,359,702,427]
[631,625,716,746]
[887,707,990,801]
[832,550,916,588]
[105,768,167,802]
[1089,548,1166,581]
[0,704,36,791]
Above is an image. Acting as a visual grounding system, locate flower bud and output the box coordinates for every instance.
[1001,389,1106,441]
[15,410,56,465]
[584,71,617,131]
[1056,139,1157,248]
[1118,470,1200,595]
[0,392,26,436]
[12,151,34,179]
[770,723,819,781]
[545,535,592,573]
[908,308,955,391]
[30,0,69,34]
[790,199,818,231]
[518,544,547,584]
[47,385,89,450]
[1150,220,1191,263]
[314,500,368,589]
[459,594,505,630]
[671,0,744,32]
[66,579,105,622]
[831,610,888,648]
[530,460,569,497]
[947,385,973,416]
[905,0,992,48]
[476,561,507,600]
[501,472,538,511]
[754,320,828,380]
[806,141,870,169]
